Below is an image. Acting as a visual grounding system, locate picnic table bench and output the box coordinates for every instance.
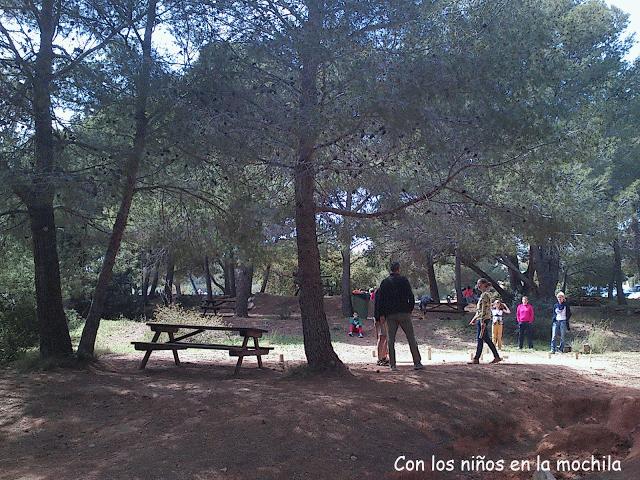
[200,296,236,316]
[132,322,272,375]
[420,300,466,315]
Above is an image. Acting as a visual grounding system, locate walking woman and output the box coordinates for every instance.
[468,278,502,364]
[550,291,572,353]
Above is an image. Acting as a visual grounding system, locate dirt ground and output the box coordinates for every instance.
[1,296,640,480]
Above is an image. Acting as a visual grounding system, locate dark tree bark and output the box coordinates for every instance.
[530,242,560,299]
[631,210,640,278]
[78,0,157,358]
[504,252,523,293]
[260,264,271,293]
[189,272,199,295]
[454,249,464,311]
[462,260,513,302]
[175,282,181,296]
[223,257,237,296]
[425,252,440,302]
[148,262,160,298]
[12,1,72,359]
[141,264,150,306]
[293,2,344,371]
[26,202,73,358]
[235,264,254,317]
[164,252,175,303]
[204,256,214,300]
[613,238,627,305]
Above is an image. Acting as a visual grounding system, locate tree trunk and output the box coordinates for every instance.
[204,256,214,300]
[504,252,522,293]
[223,258,237,296]
[454,249,464,311]
[531,242,560,300]
[164,252,175,303]
[235,264,254,317]
[426,252,440,302]
[631,210,640,278]
[260,264,271,293]
[189,272,199,295]
[149,262,159,298]
[13,0,72,359]
[293,2,344,371]
[613,238,627,305]
[175,282,181,296]
[78,0,157,358]
[463,260,513,302]
[141,264,150,306]
[561,268,568,293]
[26,201,73,359]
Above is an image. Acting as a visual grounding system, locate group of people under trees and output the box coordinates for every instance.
[364,262,574,370]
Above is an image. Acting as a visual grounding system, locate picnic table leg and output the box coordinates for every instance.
[233,336,249,375]
[253,337,263,368]
[167,332,181,366]
[140,332,160,369]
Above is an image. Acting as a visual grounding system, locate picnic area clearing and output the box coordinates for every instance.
[2,298,640,480]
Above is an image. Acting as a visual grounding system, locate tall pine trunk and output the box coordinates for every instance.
[631,210,640,279]
[164,252,175,303]
[16,1,72,359]
[78,0,157,358]
[294,2,344,371]
[613,238,627,305]
[26,201,73,358]
[204,256,214,300]
[223,258,237,296]
[531,242,560,299]
[189,272,199,295]
[260,264,271,293]
[426,252,440,302]
[235,265,254,317]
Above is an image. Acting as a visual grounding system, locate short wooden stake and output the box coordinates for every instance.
[372,350,376,357]
[575,352,579,360]
[279,354,284,363]
[547,352,552,359]
[427,347,432,361]
[469,351,474,361]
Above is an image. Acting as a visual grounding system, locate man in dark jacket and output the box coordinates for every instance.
[375,261,423,371]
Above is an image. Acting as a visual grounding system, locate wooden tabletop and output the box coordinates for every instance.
[145,322,267,334]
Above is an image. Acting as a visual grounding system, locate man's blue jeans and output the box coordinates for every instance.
[551,320,568,353]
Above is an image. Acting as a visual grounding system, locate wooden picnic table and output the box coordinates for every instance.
[132,322,272,375]
[200,296,236,316]
[420,300,466,315]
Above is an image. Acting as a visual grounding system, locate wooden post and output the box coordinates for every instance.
[427,346,432,361]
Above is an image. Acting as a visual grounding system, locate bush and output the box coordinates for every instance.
[576,321,622,354]
[0,292,39,363]
[153,304,232,343]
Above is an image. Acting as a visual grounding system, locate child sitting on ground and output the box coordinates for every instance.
[348,312,364,338]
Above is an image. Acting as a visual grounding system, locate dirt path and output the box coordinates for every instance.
[1,352,639,480]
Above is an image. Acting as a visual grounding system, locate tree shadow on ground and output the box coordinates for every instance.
[1,356,639,480]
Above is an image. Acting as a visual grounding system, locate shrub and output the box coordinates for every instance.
[0,292,39,363]
[576,321,622,354]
